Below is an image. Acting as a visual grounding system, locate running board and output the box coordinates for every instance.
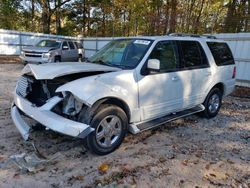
[129,104,205,134]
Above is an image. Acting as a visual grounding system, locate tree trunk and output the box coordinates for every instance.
[40,0,51,34]
[224,0,237,32]
[163,0,170,34]
[169,0,177,33]
[193,0,205,34]
[56,0,62,34]
[31,0,35,25]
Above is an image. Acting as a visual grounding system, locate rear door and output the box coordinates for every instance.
[177,40,211,108]
[68,41,78,61]
[206,42,235,95]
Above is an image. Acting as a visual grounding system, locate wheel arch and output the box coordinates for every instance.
[203,82,225,104]
[212,82,224,96]
[91,97,131,122]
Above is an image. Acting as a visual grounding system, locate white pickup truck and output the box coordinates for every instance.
[11,34,236,155]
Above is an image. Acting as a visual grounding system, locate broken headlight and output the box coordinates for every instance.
[62,93,83,116]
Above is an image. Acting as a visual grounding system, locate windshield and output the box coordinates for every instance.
[36,40,61,48]
[88,39,152,69]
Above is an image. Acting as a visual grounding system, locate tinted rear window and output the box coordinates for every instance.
[179,41,208,69]
[68,41,75,49]
[75,42,83,48]
[207,42,235,66]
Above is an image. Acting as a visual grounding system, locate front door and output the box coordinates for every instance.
[61,41,70,61]
[138,41,183,121]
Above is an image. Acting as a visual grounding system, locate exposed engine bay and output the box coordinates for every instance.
[17,71,107,120]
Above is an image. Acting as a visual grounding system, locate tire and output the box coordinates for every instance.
[78,54,83,62]
[202,87,222,118]
[54,56,61,62]
[80,105,128,155]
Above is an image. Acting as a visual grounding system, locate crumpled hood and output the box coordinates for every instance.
[22,46,58,53]
[22,62,121,80]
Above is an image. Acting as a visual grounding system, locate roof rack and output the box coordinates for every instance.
[168,33,217,39]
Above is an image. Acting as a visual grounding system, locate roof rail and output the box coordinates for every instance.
[201,34,217,39]
[168,33,217,39]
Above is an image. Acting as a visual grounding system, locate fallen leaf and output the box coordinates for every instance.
[159,156,167,163]
[205,164,210,170]
[68,175,84,181]
[13,173,20,179]
[226,159,235,164]
[182,159,189,166]
[98,163,109,174]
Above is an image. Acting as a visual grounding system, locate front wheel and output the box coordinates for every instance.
[83,105,128,155]
[202,88,222,118]
[54,56,61,62]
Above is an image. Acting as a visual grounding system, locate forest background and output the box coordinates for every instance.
[0,0,249,37]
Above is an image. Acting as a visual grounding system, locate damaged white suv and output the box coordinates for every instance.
[11,35,236,155]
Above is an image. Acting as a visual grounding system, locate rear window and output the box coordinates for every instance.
[207,42,235,66]
[68,41,75,49]
[179,41,208,69]
[75,42,83,49]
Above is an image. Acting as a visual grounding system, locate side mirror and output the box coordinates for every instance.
[62,45,69,50]
[147,59,160,72]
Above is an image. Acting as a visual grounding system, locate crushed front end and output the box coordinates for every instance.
[11,75,94,141]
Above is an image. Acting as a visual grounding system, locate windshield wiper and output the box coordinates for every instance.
[89,60,129,69]
[92,60,115,67]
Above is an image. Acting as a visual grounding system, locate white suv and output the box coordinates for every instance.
[11,34,236,155]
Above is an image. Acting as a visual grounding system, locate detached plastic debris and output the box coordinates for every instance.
[0,142,61,173]
[10,152,59,172]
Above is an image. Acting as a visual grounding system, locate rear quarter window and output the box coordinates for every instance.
[68,41,76,49]
[207,42,235,66]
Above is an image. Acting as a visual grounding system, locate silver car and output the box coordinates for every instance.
[20,39,79,64]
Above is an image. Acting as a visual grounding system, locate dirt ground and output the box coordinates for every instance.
[0,64,249,188]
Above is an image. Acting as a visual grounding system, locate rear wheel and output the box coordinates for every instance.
[54,56,61,62]
[202,88,222,118]
[79,105,128,155]
[78,54,83,62]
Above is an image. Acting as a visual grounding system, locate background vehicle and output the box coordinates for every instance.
[12,34,235,155]
[20,39,79,64]
[74,41,85,61]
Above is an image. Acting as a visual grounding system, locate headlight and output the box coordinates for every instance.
[20,51,24,56]
[42,52,51,59]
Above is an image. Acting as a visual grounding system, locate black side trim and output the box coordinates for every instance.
[137,105,204,131]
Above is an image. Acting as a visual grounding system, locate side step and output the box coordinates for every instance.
[129,104,205,134]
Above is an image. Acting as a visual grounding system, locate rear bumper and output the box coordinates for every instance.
[11,92,94,140]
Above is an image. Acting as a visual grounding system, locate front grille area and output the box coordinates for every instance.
[16,76,30,97]
[16,75,64,107]
[16,75,48,106]
[24,51,42,58]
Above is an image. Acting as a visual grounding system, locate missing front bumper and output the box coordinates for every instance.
[11,93,94,140]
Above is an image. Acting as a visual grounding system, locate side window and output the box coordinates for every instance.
[179,41,208,69]
[149,41,179,72]
[207,42,235,66]
[68,41,75,49]
[62,41,69,50]
[75,42,83,49]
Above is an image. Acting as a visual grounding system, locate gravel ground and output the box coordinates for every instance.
[0,64,249,188]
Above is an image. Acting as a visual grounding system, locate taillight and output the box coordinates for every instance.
[232,66,236,79]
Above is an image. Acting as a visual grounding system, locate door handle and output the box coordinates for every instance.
[206,71,212,76]
[172,76,179,81]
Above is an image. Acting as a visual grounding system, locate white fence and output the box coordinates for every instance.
[0,29,250,87]
[0,29,114,58]
[0,29,81,55]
